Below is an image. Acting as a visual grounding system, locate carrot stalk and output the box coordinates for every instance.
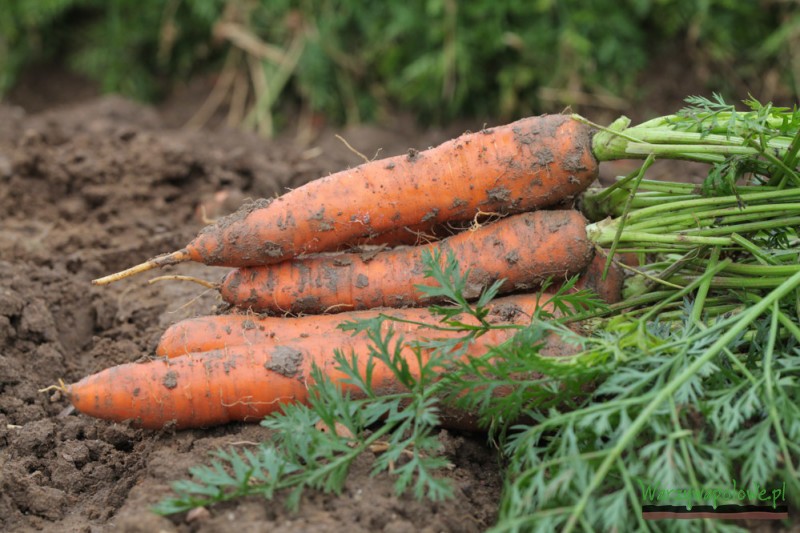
[93,114,598,282]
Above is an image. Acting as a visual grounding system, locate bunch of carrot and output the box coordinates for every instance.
[58,113,635,430]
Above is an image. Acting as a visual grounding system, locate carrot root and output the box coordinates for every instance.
[220,211,593,315]
[39,378,68,394]
[92,249,192,286]
[66,296,573,430]
[155,293,559,358]
[185,115,598,267]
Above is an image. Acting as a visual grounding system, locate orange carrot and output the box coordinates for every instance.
[219,210,592,314]
[65,293,572,429]
[155,312,323,358]
[64,335,490,430]
[156,292,559,358]
[571,251,628,304]
[93,114,598,283]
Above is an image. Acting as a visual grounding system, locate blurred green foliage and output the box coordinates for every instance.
[1,0,796,125]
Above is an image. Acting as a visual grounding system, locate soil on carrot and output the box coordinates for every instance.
[0,96,505,532]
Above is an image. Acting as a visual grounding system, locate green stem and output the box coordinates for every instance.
[683,215,800,237]
[613,246,699,254]
[589,167,643,202]
[587,118,791,163]
[699,208,800,226]
[490,508,574,532]
[668,398,705,524]
[628,127,791,150]
[588,226,731,247]
[631,179,698,192]
[623,248,705,299]
[627,204,800,233]
[624,142,764,158]
[743,292,800,343]
[560,291,677,325]
[510,450,609,484]
[716,262,800,276]
[604,154,654,279]
[729,233,782,265]
[629,181,775,194]
[520,394,654,434]
[763,302,798,480]
[655,304,741,321]
[770,128,800,186]
[747,137,800,188]
[690,246,719,324]
[626,194,701,207]
[616,262,684,290]
[635,112,789,132]
[669,275,792,289]
[622,188,800,225]
[639,260,730,323]
[616,457,652,532]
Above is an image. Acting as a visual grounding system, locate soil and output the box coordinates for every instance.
[0,95,505,532]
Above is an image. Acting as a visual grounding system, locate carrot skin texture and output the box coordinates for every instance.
[156,293,555,358]
[220,210,593,314]
[186,115,598,266]
[70,294,565,430]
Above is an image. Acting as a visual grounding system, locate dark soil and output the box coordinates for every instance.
[0,96,502,532]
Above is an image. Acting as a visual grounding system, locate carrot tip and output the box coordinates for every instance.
[92,249,191,286]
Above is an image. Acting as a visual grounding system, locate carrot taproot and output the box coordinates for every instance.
[218,210,592,314]
[92,114,598,284]
[156,292,560,358]
[64,293,573,430]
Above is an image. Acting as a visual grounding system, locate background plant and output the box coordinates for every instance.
[1,0,797,133]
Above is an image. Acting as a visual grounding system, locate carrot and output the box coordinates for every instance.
[218,210,592,314]
[92,114,598,283]
[571,251,629,304]
[156,292,560,358]
[64,293,573,430]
